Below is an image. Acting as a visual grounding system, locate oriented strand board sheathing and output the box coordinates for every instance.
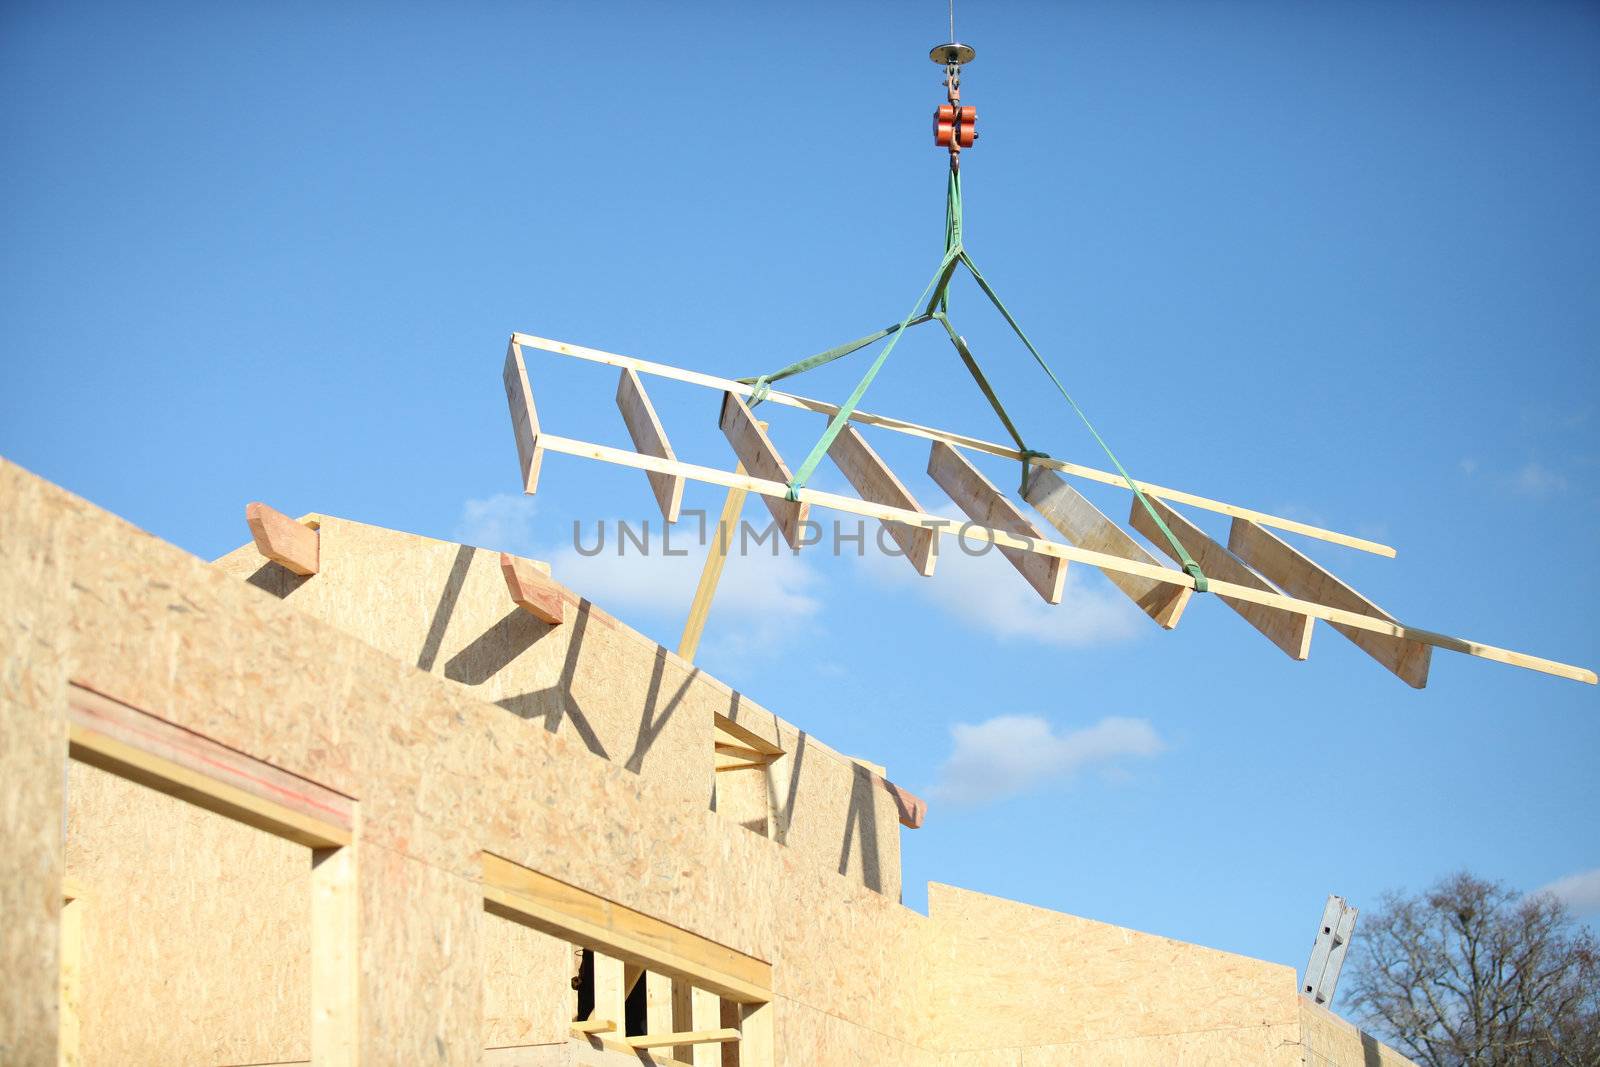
[482,913,575,1048]
[1299,997,1416,1067]
[923,883,1305,1057]
[213,513,904,901]
[0,460,70,1067]
[65,762,312,1065]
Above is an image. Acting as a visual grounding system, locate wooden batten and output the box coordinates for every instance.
[1025,469,1190,628]
[626,1028,741,1050]
[499,552,564,626]
[1228,519,1431,688]
[827,423,937,576]
[1131,497,1314,660]
[246,501,319,576]
[718,391,809,549]
[503,338,544,494]
[927,441,1066,603]
[616,367,684,523]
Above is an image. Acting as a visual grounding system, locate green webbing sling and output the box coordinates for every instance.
[738,165,1209,592]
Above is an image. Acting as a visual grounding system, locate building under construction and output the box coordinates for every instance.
[4,457,1423,1065]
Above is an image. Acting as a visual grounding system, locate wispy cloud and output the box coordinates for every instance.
[1537,868,1600,916]
[930,714,1165,806]
[856,538,1144,647]
[456,493,540,552]
[1456,459,1570,499]
[1509,461,1568,498]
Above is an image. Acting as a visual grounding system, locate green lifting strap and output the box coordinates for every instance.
[782,243,963,500]
[954,249,1209,592]
[737,315,934,406]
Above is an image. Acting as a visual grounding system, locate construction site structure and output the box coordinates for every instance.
[3,458,1417,1065]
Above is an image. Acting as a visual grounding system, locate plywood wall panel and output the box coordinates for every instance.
[65,762,312,1066]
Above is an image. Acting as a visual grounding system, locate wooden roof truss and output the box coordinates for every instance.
[503,332,1595,687]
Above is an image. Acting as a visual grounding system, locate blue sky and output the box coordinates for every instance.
[4,1,1597,988]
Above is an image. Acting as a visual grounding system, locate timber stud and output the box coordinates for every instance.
[930,41,978,167]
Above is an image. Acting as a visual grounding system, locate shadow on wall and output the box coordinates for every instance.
[248,540,892,894]
[838,763,883,893]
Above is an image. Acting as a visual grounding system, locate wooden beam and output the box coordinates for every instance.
[571,1018,617,1035]
[1229,519,1431,688]
[1130,497,1314,661]
[503,338,544,494]
[616,367,684,523]
[499,552,564,626]
[882,779,927,830]
[67,683,353,848]
[511,330,1396,557]
[678,420,765,664]
[719,392,808,549]
[827,423,936,576]
[529,430,1596,684]
[246,501,319,576]
[713,717,783,758]
[927,441,1067,603]
[625,1028,741,1050]
[481,853,773,1003]
[1025,469,1191,628]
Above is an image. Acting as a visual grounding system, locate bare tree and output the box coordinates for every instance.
[1347,871,1599,1066]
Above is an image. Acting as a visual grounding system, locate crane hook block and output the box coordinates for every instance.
[934,105,978,149]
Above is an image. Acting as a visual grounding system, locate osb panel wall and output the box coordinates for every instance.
[1299,998,1417,1067]
[65,763,312,1065]
[213,514,904,901]
[482,913,573,1048]
[923,883,1303,1061]
[2,461,933,1063]
[0,463,70,1067]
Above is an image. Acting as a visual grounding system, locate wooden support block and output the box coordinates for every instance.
[1130,497,1314,660]
[626,1027,741,1050]
[827,423,936,576]
[927,441,1067,603]
[1025,469,1191,628]
[246,501,319,576]
[592,952,628,1035]
[499,552,564,626]
[503,338,544,493]
[882,779,927,830]
[718,391,809,549]
[616,367,684,522]
[1229,519,1431,688]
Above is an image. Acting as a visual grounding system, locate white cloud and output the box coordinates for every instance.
[545,525,823,657]
[1459,458,1479,477]
[1538,868,1600,916]
[930,714,1165,806]
[856,535,1143,647]
[1510,461,1568,498]
[456,493,539,552]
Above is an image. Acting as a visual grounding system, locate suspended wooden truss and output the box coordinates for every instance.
[503,332,1595,687]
